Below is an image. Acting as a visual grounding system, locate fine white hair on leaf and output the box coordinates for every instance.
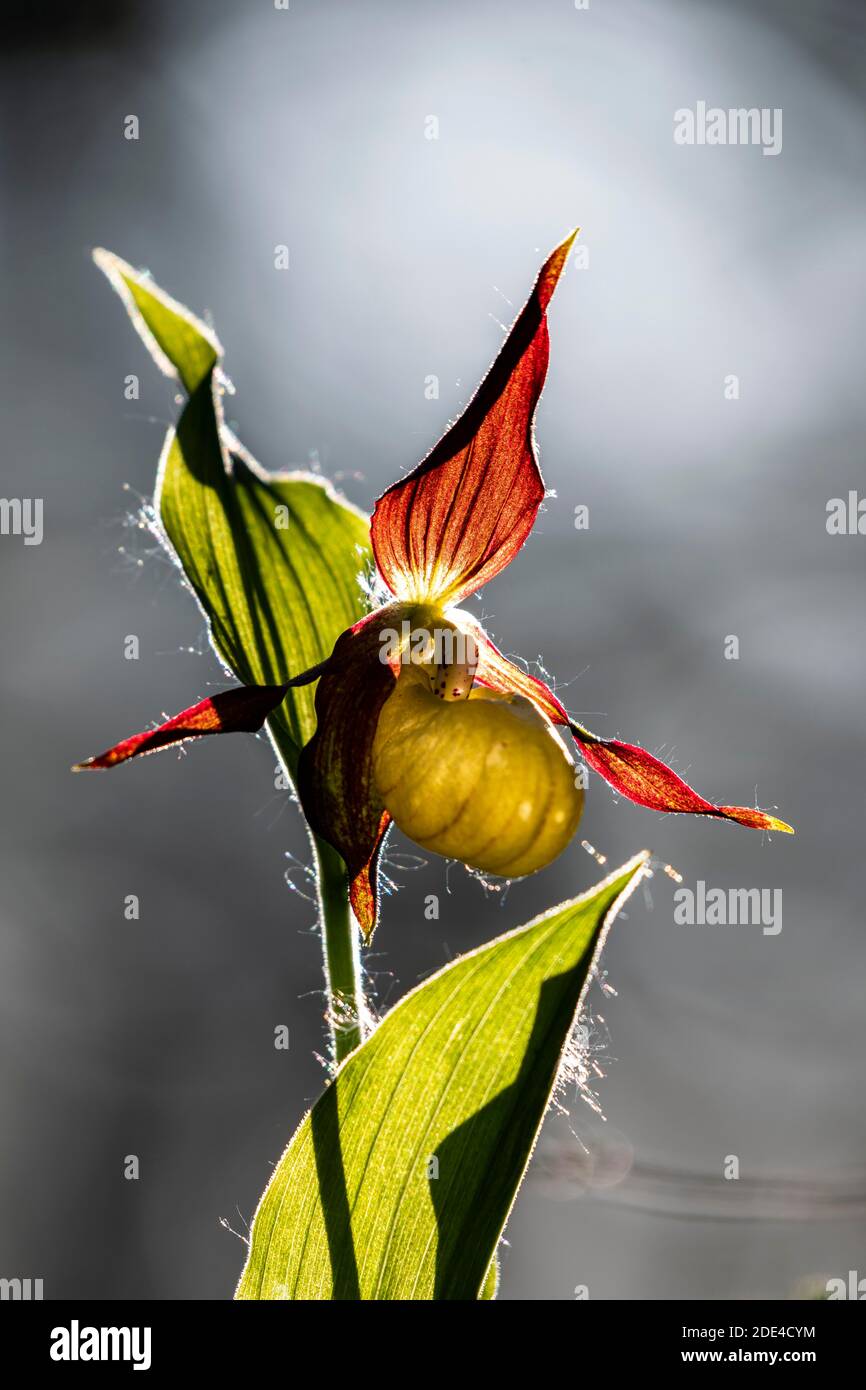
[553,991,615,1122]
[114,496,175,578]
[219,1211,250,1248]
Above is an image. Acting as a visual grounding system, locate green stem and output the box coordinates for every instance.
[312,832,365,1063]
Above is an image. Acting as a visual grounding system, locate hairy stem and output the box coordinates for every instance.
[312,832,365,1063]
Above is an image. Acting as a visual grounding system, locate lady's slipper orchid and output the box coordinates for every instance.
[77,231,792,940]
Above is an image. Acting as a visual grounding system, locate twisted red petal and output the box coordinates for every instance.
[73,684,289,770]
[371,231,577,606]
[297,610,401,941]
[467,632,792,834]
[568,722,794,833]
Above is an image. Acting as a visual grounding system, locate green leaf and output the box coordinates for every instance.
[236,852,649,1301]
[95,251,372,775]
[93,248,221,394]
[479,1255,499,1301]
[157,395,370,771]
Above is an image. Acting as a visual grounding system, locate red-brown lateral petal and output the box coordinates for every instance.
[297,609,401,941]
[466,630,792,833]
[568,720,793,833]
[371,231,578,606]
[73,684,290,770]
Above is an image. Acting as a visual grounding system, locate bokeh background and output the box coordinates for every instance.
[1,0,865,1300]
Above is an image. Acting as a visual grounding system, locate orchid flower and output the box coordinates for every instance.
[76,232,792,945]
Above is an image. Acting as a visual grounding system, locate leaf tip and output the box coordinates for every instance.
[92,245,115,273]
[91,246,136,294]
[91,246,223,390]
[619,847,653,889]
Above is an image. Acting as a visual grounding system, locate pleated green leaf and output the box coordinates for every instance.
[236,852,649,1300]
[94,251,371,775]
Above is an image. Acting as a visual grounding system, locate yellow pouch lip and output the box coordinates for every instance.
[372,664,584,879]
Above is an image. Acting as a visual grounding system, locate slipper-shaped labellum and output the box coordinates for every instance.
[371,624,584,879]
[78,231,792,943]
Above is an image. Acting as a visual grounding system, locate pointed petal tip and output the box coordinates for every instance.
[721,806,795,834]
[72,685,289,776]
[552,227,581,256]
[72,753,125,772]
[536,228,581,307]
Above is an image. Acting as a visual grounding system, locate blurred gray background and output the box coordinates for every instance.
[1,0,865,1300]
